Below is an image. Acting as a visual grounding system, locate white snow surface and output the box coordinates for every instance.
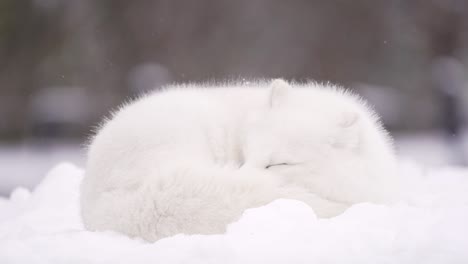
[0,162,468,263]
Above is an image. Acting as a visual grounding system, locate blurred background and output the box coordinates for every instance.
[1,0,468,195]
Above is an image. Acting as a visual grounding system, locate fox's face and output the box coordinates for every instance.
[242,80,380,202]
[243,79,362,167]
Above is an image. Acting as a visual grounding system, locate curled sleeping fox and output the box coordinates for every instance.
[81,79,398,241]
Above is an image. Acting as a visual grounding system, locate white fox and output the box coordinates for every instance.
[80,79,398,241]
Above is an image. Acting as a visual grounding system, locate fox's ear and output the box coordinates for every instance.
[269,79,291,108]
[338,111,359,128]
[332,111,361,149]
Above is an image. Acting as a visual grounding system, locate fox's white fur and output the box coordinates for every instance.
[81,79,398,241]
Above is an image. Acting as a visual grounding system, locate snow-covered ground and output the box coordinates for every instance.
[0,142,85,196]
[394,131,468,167]
[0,133,467,263]
[0,161,467,263]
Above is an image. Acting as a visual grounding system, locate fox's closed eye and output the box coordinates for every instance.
[265,163,289,169]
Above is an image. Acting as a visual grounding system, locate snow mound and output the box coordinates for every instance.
[1,162,468,263]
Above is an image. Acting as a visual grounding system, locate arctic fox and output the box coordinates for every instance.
[81,79,398,241]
